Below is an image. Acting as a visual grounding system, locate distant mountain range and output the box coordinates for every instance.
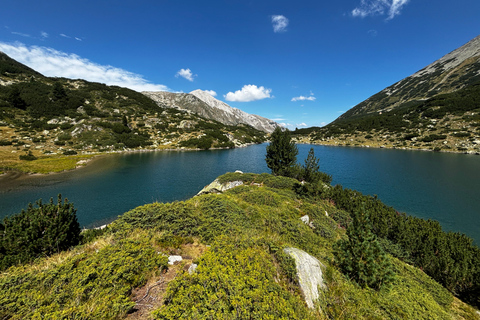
[300,35,480,154]
[143,89,278,133]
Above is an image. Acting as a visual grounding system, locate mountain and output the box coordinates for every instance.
[339,35,480,120]
[0,52,43,80]
[143,89,278,133]
[0,53,267,173]
[300,35,480,154]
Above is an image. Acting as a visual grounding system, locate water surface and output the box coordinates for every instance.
[0,144,479,244]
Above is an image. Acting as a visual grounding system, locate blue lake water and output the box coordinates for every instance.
[1,144,479,244]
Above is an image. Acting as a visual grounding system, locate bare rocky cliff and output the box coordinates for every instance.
[143,90,278,133]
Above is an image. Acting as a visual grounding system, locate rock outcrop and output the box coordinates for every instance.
[143,90,278,133]
[284,247,326,309]
[197,179,243,196]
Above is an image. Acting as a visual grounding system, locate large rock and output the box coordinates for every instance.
[197,179,243,195]
[284,247,326,309]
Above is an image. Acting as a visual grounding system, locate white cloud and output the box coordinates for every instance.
[296,123,307,127]
[75,37,82,41]
[60,33,70,38]
[11,31,30,38]
[175,68,195,81]
[271,15,289,33]
[204,90,217,97]
[0,42,170,92]
[224,84,272,102]
[291,92,316,102]
[41,31,49,39]
[352,0,410,20]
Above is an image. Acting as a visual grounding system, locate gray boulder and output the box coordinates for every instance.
[284,247,326,309]
[197,179,243,195]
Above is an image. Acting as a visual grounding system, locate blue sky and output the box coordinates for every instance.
[1,0,479,129]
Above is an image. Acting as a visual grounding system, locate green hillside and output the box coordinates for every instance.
[294,35,480,153]
[301,81,480,153]
[0,53,266,173]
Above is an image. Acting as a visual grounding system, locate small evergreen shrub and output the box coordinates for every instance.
[333,206,395,290]
[0,195,81,270]
[19,151,37,161]
[152,237,314,320]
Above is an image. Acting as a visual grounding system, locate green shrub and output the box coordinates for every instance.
[333,206,395,290]
[19,151,37,161]
[0,195,81,270]
[0,233,168,319]
[153,237,314,320]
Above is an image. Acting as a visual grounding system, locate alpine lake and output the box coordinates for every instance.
[1,143,479,244]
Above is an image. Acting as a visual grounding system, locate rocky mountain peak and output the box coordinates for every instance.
[143,90,278,133]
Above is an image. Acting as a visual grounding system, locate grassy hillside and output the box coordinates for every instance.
[0,53,266,174]
[296,81,480,153]
[1,172,479,319]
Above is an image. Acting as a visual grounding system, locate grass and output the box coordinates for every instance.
[0,146,97,173]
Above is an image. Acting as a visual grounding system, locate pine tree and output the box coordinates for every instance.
[7,86,27,110]
[303,147,320,183]
[333,205,395,289]
[265,127,298,176]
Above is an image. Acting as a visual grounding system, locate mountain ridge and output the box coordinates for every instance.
[298,34,480,154]
[143,89,278,133]
[338,35,480,121]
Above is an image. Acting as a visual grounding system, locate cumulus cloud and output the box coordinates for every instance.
[297,123,307,127]
[204,90,217,97]
[352,0,410,20]
[224,84,272,102]
[271,15,289,33]
[175,68,195,81]
[0,42,170,92]
[291,92,316,102]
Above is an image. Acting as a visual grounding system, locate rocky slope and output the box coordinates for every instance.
[143,89,278,133]
[301,35,480,154]
[339,35,480,120]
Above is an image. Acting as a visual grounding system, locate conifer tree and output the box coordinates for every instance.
[303,147,320,183]
[7,86,26,110]
[333,205,395,289]
[265,127,298,176]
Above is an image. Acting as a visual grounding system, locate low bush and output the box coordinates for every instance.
[0,195,81,270]
[152,237,314,320]
[0,232,168,319]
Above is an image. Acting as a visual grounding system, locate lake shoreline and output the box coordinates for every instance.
[305,140,480,155]
[0,143,259,182]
